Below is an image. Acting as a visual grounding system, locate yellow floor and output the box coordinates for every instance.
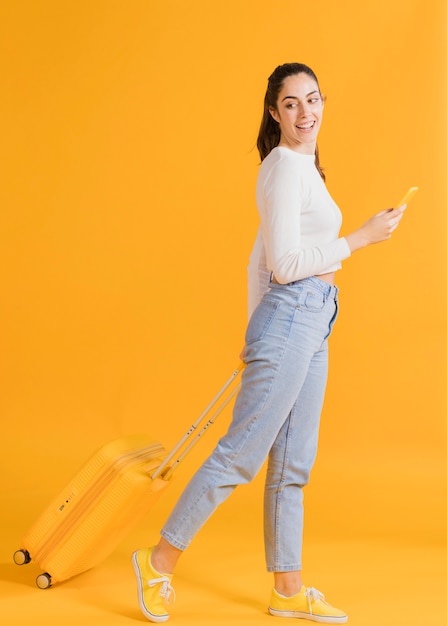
[2,447,446,626]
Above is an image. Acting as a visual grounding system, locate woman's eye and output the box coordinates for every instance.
[309,97,321,104]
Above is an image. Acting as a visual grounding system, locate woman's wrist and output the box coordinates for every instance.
[345,229,369,253]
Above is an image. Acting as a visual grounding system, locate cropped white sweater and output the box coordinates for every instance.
[248,146,351,318]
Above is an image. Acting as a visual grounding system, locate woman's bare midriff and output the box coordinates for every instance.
[316,272,336,285]
[272,272,337,285]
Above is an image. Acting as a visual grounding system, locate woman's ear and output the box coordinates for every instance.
[269,106,280,123]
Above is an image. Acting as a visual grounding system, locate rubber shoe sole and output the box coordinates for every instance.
[269,606,348,623]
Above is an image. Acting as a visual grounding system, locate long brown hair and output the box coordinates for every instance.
[256,63,325,181]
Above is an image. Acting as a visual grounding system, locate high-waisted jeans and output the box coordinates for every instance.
[161,276,339,572]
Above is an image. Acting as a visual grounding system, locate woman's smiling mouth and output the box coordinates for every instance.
[296,121,315,130]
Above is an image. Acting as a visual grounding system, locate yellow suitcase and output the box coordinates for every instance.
[13,363,244,588]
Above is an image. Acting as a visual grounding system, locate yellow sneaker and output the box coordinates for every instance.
[269,585,348,623]
[131,547,175,622]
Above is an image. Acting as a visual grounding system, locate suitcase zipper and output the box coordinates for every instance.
[34,443,165,565]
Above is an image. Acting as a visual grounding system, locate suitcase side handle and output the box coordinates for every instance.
[151,362,246,481]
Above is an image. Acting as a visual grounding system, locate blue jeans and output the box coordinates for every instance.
[161,276,339,572]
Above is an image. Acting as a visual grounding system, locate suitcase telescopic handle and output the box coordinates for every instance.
[151,362,246,481]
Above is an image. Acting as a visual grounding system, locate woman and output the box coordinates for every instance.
[132,63,405,623]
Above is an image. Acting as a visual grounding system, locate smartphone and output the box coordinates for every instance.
[395,186,419,209]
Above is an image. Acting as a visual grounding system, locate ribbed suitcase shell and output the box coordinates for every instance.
[17,434,167,585]
[15,363,245,587]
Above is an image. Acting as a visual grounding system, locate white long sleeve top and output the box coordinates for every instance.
[248,146,351,318]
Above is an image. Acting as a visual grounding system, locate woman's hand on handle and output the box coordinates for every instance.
[345,205,406,253]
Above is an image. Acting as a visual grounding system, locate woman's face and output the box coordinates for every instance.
[269,73,324,154]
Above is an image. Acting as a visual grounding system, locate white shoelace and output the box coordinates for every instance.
[304,587,327,614]
[149,576,176,605]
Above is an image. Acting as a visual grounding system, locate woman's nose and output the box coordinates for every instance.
[297,101,311,115]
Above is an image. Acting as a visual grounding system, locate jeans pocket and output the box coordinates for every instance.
[302,289,326,312]
[245,298,280,345]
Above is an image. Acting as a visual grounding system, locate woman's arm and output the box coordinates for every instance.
[259,160,351,284]
[345,207,406,252]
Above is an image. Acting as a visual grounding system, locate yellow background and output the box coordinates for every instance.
[1,1,446,624]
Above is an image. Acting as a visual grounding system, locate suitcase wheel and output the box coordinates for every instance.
[13,549,31,565]
[36,573,52,589]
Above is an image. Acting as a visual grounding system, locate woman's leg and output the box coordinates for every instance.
[262,292,347,622]
[264,342,329,592]
[162,292,322,550]
[159,280,337,561]
[151,537,182,574]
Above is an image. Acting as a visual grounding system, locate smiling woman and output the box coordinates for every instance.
[268,76,324,153]
[257,62,326,178]
[130,62,407,625]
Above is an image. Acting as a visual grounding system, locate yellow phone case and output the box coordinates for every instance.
[395,186,418,208]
